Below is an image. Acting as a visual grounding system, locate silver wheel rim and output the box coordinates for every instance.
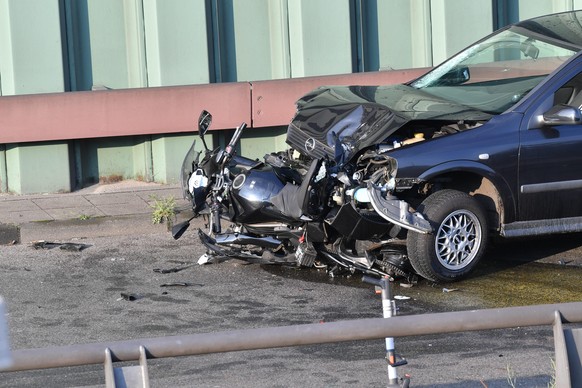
[434,209,482,271]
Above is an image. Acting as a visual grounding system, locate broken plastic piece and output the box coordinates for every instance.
[153,263,193,274]
[59,243,90,252]
[31,241,90,251]
[198,253,211,265]
[120,292,139,301]
[159,282,201,287]
[32,241,61,249]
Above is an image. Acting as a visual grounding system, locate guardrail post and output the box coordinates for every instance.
[105,346,150,388]
[554,310,582,388]
[0,297,11,370]
[362,276,409,387]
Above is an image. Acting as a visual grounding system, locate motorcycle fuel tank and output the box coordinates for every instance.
[230,168,292,224]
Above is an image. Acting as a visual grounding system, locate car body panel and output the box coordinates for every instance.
[517,55,582,221]
[288,84,491,161]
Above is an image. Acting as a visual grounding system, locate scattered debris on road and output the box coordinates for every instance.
[153,263,194,274]
[31,241,90,251]
[160,282,202,287]
[119,292,140,301]
[442,288,459,293]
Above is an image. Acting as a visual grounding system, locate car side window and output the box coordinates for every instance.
[554,72,582,108]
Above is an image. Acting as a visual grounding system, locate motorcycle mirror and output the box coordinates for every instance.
[198,110,212,135]
[198,110,212,151]
[171,220,191,240]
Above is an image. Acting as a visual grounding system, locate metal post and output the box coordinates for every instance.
[380,277,399,386]
[0,145,8,193]
[0,297,11,370]
[362,275,409,387]
[105,346,150,388]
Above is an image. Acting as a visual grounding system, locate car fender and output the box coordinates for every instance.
[417,160,516,224]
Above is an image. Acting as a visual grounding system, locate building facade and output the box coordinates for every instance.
[1,0,581,193]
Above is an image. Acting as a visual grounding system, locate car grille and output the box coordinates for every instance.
[286,123,334,159]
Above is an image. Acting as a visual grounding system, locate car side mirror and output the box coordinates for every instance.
[539,104,581,126]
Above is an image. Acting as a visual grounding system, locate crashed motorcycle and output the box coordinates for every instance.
[172,109,432,279]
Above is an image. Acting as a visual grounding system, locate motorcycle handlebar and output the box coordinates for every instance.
[219,122,247,165]
[228,122,246,149]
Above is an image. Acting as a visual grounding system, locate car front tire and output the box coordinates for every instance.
[407,189,488,282]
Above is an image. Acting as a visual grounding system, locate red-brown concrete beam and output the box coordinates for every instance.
[251,68,428,128]
[0,83,251,144]
[0,69,428,144]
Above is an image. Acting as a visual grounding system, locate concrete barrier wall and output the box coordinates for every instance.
[0,69,427,144]
[0,69,427,194]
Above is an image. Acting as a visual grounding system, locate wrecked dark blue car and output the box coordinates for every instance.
[286,10,582,281]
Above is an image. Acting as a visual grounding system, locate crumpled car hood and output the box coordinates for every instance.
[287,84,492,160]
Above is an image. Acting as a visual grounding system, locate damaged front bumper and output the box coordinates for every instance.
[367,182,432,234]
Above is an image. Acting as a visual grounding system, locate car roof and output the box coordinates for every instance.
[516,10,582,50]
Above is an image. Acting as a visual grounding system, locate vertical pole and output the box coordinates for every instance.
[144,137,154,182]
[0,297,12,370]
[0,145,8,193]
[73,140,84,190]
[379,277,399,386]
[362,275,408,387]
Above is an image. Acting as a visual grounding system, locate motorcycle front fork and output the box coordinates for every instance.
[210,201,222,235]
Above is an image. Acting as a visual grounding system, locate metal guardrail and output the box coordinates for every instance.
[2,301,582,387]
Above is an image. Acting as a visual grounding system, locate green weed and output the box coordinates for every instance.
[150,195,177,230]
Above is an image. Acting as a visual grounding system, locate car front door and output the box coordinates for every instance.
[519,68,582,221]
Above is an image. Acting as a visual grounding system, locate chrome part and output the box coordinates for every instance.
[244,222,289,229]
[367,183,432,234]
[232,174,246,189]
[214,233,282,249]
[435,209,482,270]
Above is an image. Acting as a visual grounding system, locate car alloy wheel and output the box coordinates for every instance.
[435,209,482,271]
[407,189,488,282]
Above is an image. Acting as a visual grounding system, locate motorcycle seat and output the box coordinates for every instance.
[271,159,320,219]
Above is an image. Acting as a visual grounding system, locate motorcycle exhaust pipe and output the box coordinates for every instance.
[172,216,196,240]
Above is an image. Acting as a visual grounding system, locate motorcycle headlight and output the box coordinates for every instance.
[189,169,208,193]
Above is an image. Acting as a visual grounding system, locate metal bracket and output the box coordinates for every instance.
[554,310,582,388]
[105,345,150,388]
[367,183,432,234]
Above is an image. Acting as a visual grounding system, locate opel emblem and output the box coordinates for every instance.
[305,138,316,152]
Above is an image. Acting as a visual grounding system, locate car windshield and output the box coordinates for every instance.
[410,26,579,114]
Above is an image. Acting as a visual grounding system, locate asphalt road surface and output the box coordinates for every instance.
[1,220,582,387]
